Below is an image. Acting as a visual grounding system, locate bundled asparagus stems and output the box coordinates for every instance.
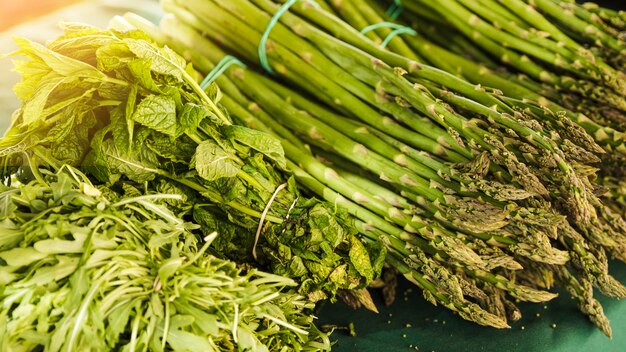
[388,0,626,209]
[295,0,626,221]
[0,166,329,351]
[0,23,386,306]
[137,0,626,335]
[402,0,626,128]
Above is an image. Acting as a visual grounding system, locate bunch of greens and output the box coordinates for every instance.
[0,166,329,351]
[152,0,626,336]
[0,23,385,303]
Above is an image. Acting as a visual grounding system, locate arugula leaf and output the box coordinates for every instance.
[193,140,240,181]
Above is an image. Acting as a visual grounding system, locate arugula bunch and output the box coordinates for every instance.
[0,24,385,302]
[0,167,330,351]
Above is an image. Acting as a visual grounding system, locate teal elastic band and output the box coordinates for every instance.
[258,0,319,74]
[200,55,246,90]
[360,22,416,49]
[387,0,403,20]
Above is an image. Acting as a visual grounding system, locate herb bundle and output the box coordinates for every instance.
[0,24,385,305]
[0,167,329,351]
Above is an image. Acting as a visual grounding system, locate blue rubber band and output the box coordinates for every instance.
[387,0,403,20]
[360,22,416,49]
[200,55,246,90]
[258,0,319,74]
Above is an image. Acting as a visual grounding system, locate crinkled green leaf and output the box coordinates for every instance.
[132,94,177,137]
[193,140,240,181]
[123,38,186,80]
[146,135,196,164]
[127,58,163,93]
[95,41,134,72]
[87,129,159,183]
[224,125,287,169]
[179,103,209,136]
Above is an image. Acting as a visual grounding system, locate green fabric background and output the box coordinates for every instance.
[318,262,626,352]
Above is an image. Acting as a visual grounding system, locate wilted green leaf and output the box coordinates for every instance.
[349,236,374,282]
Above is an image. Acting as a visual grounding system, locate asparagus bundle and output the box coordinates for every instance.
[316,0,626,215]
[391,0,626,216]
[0,166,329,351]
[0,24,385,303]
[154,0,626,335]
[392,2,626,180]
[401,0,626,128]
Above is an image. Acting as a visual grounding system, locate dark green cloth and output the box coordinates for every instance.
[318,262,626,352]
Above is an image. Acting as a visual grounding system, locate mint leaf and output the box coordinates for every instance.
[146,135,196,164]
[13,37,104,79]
[132,95,177,137]
[224,125,287,169]
[21,77,67,126]
[179,103,209,136]
[95,41,134,72]
[127,58,163,93]
[193,141,240,181]
[123,38,186,80]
